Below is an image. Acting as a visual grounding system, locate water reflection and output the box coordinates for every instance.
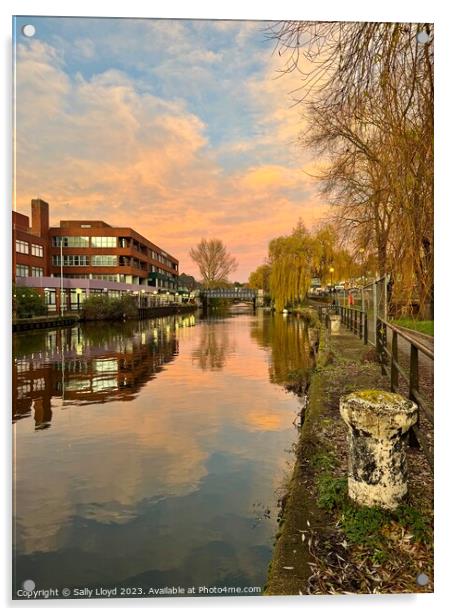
[13,315,196,429]
[13,312,310,595]
[192,320,235,371]
[251,312,313,384]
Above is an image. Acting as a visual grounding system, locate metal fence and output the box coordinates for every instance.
[312,277,433,472]
[337,306,368,344]
[361,275,389,346]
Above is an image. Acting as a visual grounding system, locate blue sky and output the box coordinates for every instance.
[13,16,325,279]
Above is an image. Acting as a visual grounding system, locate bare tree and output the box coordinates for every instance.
[268,21,433,317]
[189,239,238,288]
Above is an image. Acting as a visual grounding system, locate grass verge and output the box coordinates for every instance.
[392,318,434,337]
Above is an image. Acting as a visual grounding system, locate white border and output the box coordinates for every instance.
[2,1,450,614]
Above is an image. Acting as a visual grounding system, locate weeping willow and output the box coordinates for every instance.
[251,221,362,312]
[269,225,314,312]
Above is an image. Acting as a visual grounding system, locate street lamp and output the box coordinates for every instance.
[329,266,335,288]
[60,238,64,317]
[359,248,365,285]
[75,288,82,312]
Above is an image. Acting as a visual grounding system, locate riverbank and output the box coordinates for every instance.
[12,314,80,332]
[135,304,197,320]
[265,320,433,595]
[12,304,197,331]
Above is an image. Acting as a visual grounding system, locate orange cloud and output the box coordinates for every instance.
[14,38,329,281]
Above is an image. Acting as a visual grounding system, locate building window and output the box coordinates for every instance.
[17,384,31,399]
[31,244,44,257]
[91,236,117,248]
[70,289,86,310]
[31,267,44,277]
[91,274,117,281]
[52,236,90,247]
[33,377,45,392]
[52,273,91,279]
[16,264,29,277]
[52,255,90,266]
[16,360,31,373]
[91,255,117,267]
[44,289,56,311]
[16,240,29,254]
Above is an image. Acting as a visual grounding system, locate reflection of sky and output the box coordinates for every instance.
[13,314,304,591]
[13,17,327,280]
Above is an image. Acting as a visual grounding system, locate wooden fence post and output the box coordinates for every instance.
[391,331,398,392]
[408,346,420,448]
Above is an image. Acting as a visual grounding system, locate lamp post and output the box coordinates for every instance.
[359,248,365,285]
[60,239,64,317]
[358,249,366,310]
[329,266,335,289]
[75,288,82,312]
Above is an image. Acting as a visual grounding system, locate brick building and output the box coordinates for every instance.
[13,199,181,312]
[13,199,49,280]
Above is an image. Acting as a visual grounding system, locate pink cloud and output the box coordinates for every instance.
[14,39,328,281]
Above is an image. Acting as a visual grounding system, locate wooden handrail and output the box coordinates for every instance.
[317,303,433,469]
[378,318,433,360]
[376,316,433,471]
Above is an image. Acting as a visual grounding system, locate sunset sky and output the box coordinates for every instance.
[13,16,327,281]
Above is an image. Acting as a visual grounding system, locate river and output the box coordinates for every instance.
[13,309,312,598]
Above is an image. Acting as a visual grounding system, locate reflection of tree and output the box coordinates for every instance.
[13,329,48,357]
[250,314,312,385]
[192,324,233,371]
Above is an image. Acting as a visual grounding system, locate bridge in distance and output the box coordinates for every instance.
[199,288,257,311]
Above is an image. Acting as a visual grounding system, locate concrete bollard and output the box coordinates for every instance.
[340,390,418,510]
[329,314,341,334]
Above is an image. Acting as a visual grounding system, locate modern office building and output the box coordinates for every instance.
[13,199,180,312]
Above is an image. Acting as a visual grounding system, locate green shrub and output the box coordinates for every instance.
[107,295,139,320]
[295,307,320,328]
[81,294,138,321]
[395,505,431,543]
[13,285,47,318]
[340,503,430,547]
[311,452,337,472]
[341,506,389,547]
[317,475,348,511]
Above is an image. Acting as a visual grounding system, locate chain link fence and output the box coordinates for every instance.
[361,275,389,346]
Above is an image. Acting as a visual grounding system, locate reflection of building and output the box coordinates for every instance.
[13,199,180,312]
[12,315,196,429]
